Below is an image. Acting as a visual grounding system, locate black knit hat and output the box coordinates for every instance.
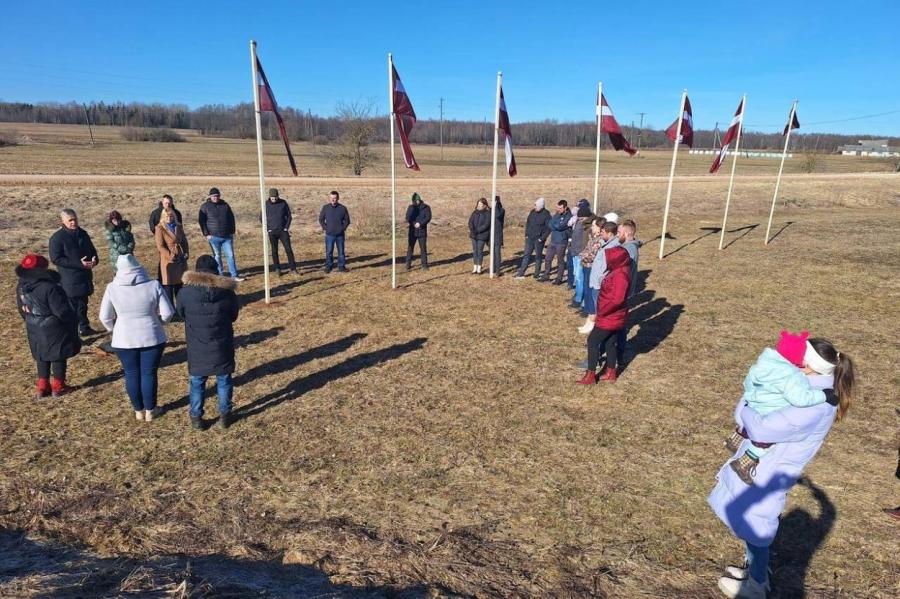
[195,255,219,274]
[208,187,220,197]
[577,206,592,218]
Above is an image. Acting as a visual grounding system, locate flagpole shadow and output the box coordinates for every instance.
[662,227,720,258]
[766,221,795,245]
[721,223,759,250]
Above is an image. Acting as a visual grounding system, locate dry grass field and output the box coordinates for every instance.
[0,125,898,597]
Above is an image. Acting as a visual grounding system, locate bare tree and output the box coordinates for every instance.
[325,101,379,176]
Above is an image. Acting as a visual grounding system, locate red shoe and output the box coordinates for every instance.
[50,378,74,397]
[35,378,51,399]
[598,368,618,382]
[884,507,900,521]
[576,370,597,385]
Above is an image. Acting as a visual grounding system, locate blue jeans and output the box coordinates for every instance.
[208,236,238,277]
[745,542,769,584]
[116,343,165,411]
[566,253,575,288]
[189,374,234,417]
[325,234,346,270]
[572,256,584,303]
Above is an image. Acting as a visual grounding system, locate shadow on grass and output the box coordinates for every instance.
[662,227,721,258]
[233,337,427,423]
[766,221,795,245]
[615,270,684,372]
[240,276,325,306]
[240,253,387,277]
[721,223,759,250]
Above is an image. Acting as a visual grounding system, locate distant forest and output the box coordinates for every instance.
[1,100,895,152]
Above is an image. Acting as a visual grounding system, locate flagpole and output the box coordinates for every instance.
[388,54,397,289]
[765,99,797,245]
[719,94,746,250]
[250,40,270,304]
[593,81,602,214]
[489,71,502,278]
[659,89,687,260]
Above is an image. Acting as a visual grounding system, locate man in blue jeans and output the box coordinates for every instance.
[175,255,240,430]
[198,188,244,281]
[318,190,351,273]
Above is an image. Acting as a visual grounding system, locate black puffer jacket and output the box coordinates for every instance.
[175,270,240,376]
[406,202,432,238]
[16,267,82,362]
[198,200,236,238]
[493,201,506,247]
[48,227,98,298]
[468,209,491,241]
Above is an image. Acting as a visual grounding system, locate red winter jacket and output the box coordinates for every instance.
[595,246,632,330]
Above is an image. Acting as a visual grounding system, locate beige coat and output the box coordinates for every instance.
[155,223,189,285]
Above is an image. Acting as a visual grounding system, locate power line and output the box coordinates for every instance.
[746,108,900,129]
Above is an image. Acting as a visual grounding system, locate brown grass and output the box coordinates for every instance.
[0,125,898,597]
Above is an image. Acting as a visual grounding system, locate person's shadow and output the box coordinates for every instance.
[616,269,685,372]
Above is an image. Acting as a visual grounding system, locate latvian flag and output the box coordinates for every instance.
[709,98,745,173]
[597,93,637,155]
[255,56,298,176]
[783,107,800,135]
[498,87,517,176]
[391,64,419,171]
[666,94,694,147]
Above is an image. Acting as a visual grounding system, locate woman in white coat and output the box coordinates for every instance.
[99,254,174,422]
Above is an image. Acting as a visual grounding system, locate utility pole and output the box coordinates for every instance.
[308,108,315,148]
[483,117,487,154]
[82,103,95,147]
[636,112,645,155]
[439,97,444,161]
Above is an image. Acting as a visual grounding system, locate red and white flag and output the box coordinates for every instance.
[783,107,800,135]
[709,98,745,173]
[597,93,637,155]
[498,86,517,177]
[255,56,297,176]
[391,64,419,171]
[666,94,694,147]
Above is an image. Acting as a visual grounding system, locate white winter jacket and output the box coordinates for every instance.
[99,263,174,349]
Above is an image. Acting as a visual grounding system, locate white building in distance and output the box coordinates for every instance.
[838,139,900,157]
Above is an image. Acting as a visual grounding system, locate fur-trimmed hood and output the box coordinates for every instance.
[182,270,238,290]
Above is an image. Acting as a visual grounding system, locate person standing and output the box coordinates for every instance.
[264,188,298,276]
[16,254,82,398]
[104,211,135,271]
[616,219,642,366]
[318,191,351,273]
[154,208,189,308]
[49,209,99,337]
[539,200,572,284]
[176,255,241,431]
[468,198,491,274]
[405,192,431,270]
[513,198,552,280]
[492,196,506,275]
[580,221,622,334]
[569,205,592,308]
[99,254,174,422]
[567,199,591,288]
[149,194,183,233]
[198,188,243,281]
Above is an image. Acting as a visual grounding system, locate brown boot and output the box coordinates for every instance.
[729,452,759,485]
[724,427,746,453]
[576,370,597,385]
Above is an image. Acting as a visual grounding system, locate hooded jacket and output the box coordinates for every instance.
[175,270,240,376]
[739,348,828,414]
[48,226,98,298]
[105,220,136,270]
[588,236,622,289]
[15,266,82,362]
[547,209,573,245]
[99,261,174,349]
[198,199,236,238]
[468,209,491,241]
[621,239,642,298]
[406,202,432,238]
[594,246,631,330]
[149,203,183,233]
[524,208,552,241]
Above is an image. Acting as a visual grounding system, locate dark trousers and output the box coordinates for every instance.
[406,236,428,268]
[587,327,620,373]
[516,238,545,277]
[164,284,182,308]
[36,360,67,380]
[492,239,502,273]
[116,343,165,411]
[269,230,296,271]
[68,296,90,332]
[472,239,487,266]
[325,234,346,270]
[616,324,629,365]
[542,243,567,281]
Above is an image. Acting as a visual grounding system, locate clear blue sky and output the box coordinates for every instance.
[2,0,898,135]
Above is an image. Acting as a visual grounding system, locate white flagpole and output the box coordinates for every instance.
[250,40,270,303]
[659,89,687,260]
[593,81,602,214]
[389,54,397,289]
[765,99,798,245]
[718,94,746,250]
[489,71,502,278]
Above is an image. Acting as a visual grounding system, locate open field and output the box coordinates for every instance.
[0,125,898,597]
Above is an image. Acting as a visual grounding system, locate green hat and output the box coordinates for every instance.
[268,188,279,198]
[411,192,421,203]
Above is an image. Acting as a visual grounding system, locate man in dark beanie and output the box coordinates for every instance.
[176,255,240,430]
[405,192,431,270]
[49,208,99,336]
[198,188,243,281]
[262,188,298,276]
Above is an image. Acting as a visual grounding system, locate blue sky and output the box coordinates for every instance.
[2,0,898,135]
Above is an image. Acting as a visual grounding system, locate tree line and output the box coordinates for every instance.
[1,100,895,152]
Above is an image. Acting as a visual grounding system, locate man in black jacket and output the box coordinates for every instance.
[263,188,298,275]
[176,255,240,430]
[48,209,99,336]
[492,196,506,275]
[149,194,183,233]
[405,192,431,270]
[318,190,351,273]
[198,188,243,281]
[514,198,552,280]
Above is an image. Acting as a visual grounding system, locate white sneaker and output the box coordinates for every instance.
[135,411,144,421]
[724,566,747,579]
[476,265,482,274]
[232,276,245,282]
[144,408,160,422]
[717,574,768,598]
[578,318,595,334]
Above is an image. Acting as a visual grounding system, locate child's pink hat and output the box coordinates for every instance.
[776,330,809,367]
